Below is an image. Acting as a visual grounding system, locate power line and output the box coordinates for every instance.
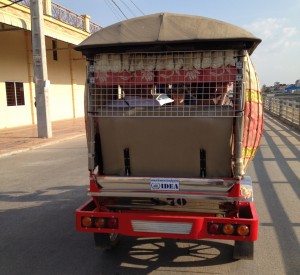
[104,0,145,23]
[120,0,136,17]
[130,0,145,15]
[0,0,24,9]
[104,0,123,22]
[111,0,128,19]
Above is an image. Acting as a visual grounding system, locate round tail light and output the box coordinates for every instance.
[108,218,118,229]
[81,216,93,228]
[209,223,221,234]
[222,224,235,235]
[237,224,250,236]
[94,218,106,228]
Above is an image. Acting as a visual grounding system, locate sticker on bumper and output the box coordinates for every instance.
[150,178,179,191]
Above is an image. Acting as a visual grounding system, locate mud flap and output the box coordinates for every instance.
[94,233,121,250]
[233,241,254,260]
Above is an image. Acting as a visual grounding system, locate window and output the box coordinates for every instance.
[5,82,25,106]
[52,40,58,61]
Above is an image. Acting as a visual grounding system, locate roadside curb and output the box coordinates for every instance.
[0,133,85,158]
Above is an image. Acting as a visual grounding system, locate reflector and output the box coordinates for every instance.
[82,216,93,228]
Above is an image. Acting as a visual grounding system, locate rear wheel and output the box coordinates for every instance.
[233,241,254,260]
[94,232,121,249]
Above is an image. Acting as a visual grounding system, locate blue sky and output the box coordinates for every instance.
[54,0,300,86]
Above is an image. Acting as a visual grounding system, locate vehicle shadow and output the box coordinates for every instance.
[0,184,236,275]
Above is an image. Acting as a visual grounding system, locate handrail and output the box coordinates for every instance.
[18,0,101,33]
[263,95,300,129]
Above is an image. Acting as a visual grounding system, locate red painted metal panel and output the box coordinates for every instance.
[76,199,258,242]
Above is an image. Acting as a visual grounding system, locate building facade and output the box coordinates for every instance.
[0,0,101,128]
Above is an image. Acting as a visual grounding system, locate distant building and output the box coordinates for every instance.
[263,82,288,94]
[0,0,101,129]
[262,79,300,95]
[285,84,300,93]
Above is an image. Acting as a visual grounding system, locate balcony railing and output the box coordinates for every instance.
[90,21,101,34]
[18,0,30,6]
[18,0,101,33]
[51,2,84,30]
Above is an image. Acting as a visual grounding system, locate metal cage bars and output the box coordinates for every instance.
[87,50,244,118]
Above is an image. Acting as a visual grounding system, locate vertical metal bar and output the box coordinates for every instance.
[87,114,95,171]
[86,58,96,171]
[200,149,206,178]
[279,98,283,118]
[124,148,131,176]
[233,50,246,179]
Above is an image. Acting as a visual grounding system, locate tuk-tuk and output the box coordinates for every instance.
[75,13,263,260]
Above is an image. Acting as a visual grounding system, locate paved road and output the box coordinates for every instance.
[0,114,299,275]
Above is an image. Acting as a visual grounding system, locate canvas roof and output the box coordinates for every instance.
[76,13,261,54]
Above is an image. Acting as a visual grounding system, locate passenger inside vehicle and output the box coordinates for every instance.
[169,82,233,106]
[212,82,233,106]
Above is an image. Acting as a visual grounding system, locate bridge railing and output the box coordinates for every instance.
[263,95,300,130]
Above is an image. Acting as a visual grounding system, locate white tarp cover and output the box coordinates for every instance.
[77,13,261,52]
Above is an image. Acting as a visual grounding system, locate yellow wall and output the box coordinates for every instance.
[72,57,86,117]
[0,30,86,129]
[0,30,33,128]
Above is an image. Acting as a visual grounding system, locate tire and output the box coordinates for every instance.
[233,241,254,260]
[93,232,121,249]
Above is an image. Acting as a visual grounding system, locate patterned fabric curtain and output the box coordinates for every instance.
[94,51,236,72]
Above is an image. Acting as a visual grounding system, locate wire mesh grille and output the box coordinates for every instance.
[87,51,243,117]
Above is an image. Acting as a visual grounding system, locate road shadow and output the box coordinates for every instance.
[251,114,300,274]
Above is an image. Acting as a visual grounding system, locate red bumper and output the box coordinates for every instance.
[76,199,258,242]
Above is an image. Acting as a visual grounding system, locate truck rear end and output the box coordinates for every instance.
[75,13,263,259]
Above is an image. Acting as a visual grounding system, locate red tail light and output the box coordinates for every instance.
[237,224,250,236]
[208,223,221,234]
[108,218,118,229]
[222,224,235,235]
[94,218,105,228]
[81,217,93,228]
[81,216,119,229]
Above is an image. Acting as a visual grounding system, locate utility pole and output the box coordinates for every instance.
[30,0,52,138]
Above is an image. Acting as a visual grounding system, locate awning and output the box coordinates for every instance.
[0,11,30,30]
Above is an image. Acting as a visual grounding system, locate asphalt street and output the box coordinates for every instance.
[0,115,299,275]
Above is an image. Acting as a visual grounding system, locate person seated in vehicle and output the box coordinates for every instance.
[211,82,233,106]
